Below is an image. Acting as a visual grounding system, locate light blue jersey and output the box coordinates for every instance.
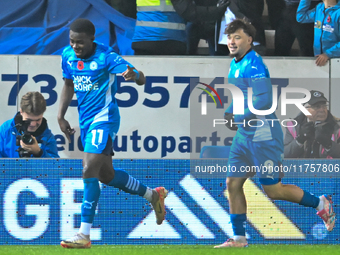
[226,50,283,145]
[226,50,283,185]
[61,42,133,153]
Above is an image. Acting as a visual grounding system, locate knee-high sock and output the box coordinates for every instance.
[299,190,320,208]
[230,213,247,237]
[108,168,147,196]
[81,178,101,224]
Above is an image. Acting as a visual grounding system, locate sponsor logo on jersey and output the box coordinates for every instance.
[73,76,91,83]
[72,75,99,91]
[251,73,266,82]
[323,24,334,33]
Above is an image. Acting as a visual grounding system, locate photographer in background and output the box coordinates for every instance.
[0,92,59,158]
[284,90,340,158]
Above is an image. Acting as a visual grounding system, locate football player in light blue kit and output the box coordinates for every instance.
[214,19,336,248]
[58,19,168,248]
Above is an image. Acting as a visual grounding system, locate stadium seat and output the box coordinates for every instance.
[199,145,231,159]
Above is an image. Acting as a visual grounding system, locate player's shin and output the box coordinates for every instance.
[230,213,247,242]
[108,168,152,201]
[108,168,168,225]
[214,213,248,248]
[80,177,101,235]
[298,190,320,208]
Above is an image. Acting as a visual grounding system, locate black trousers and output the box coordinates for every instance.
[266,0,286,30]
[132,40,186,55]
[237,0,266,46]
[274,4,315,56]
[186,21,216,55]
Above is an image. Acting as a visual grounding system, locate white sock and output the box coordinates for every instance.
[234,235,247,243]
[143,187,153,202]
[316,196,324,211]
[79,222,92,236]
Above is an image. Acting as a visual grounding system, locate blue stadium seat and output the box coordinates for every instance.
[199,146,231,159]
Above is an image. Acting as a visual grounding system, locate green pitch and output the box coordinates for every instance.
[0,245,338,255]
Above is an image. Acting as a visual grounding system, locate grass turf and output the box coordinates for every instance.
[0,245,338,255]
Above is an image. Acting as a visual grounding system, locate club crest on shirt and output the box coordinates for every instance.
[235,69,240,78]
[90,61,98,71]
[315,20,322,29]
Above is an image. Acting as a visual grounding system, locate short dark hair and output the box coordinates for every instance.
[20,92,46,116]
[225,19,256,43]
[70,18,95,36]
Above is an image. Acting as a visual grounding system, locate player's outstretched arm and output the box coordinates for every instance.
[57,78,76,143]
[122,65,145,85]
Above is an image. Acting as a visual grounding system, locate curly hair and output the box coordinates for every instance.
[225,19,256,43]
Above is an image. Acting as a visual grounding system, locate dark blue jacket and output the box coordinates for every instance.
[0,114,59,158]
[297,0,340,57]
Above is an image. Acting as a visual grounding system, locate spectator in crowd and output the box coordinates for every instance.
[186,0,228,55]
[218,0,267,55]
[297,0,340,66]
[266,0,286,30]
[105,0,136,19]
[0,92,59,158]
[132,0,229,55]
[284,90,340,158]
[275,0,320,56]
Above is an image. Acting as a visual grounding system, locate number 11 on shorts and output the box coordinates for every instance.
[91,129,104,148]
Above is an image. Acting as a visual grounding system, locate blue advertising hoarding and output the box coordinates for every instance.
[0,159,338,245]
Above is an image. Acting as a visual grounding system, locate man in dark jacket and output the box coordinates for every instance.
[275,0,320,56]
[284,90,340,158]
[185,0,220,55]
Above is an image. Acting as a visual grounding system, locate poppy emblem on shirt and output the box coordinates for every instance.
[327,16,331,23]
[77,61,84,70]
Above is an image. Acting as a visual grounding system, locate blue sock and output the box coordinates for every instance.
[81,178,101,223]
[230,213,247,236]
[108,168,147,196]
[299,190,320,208]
